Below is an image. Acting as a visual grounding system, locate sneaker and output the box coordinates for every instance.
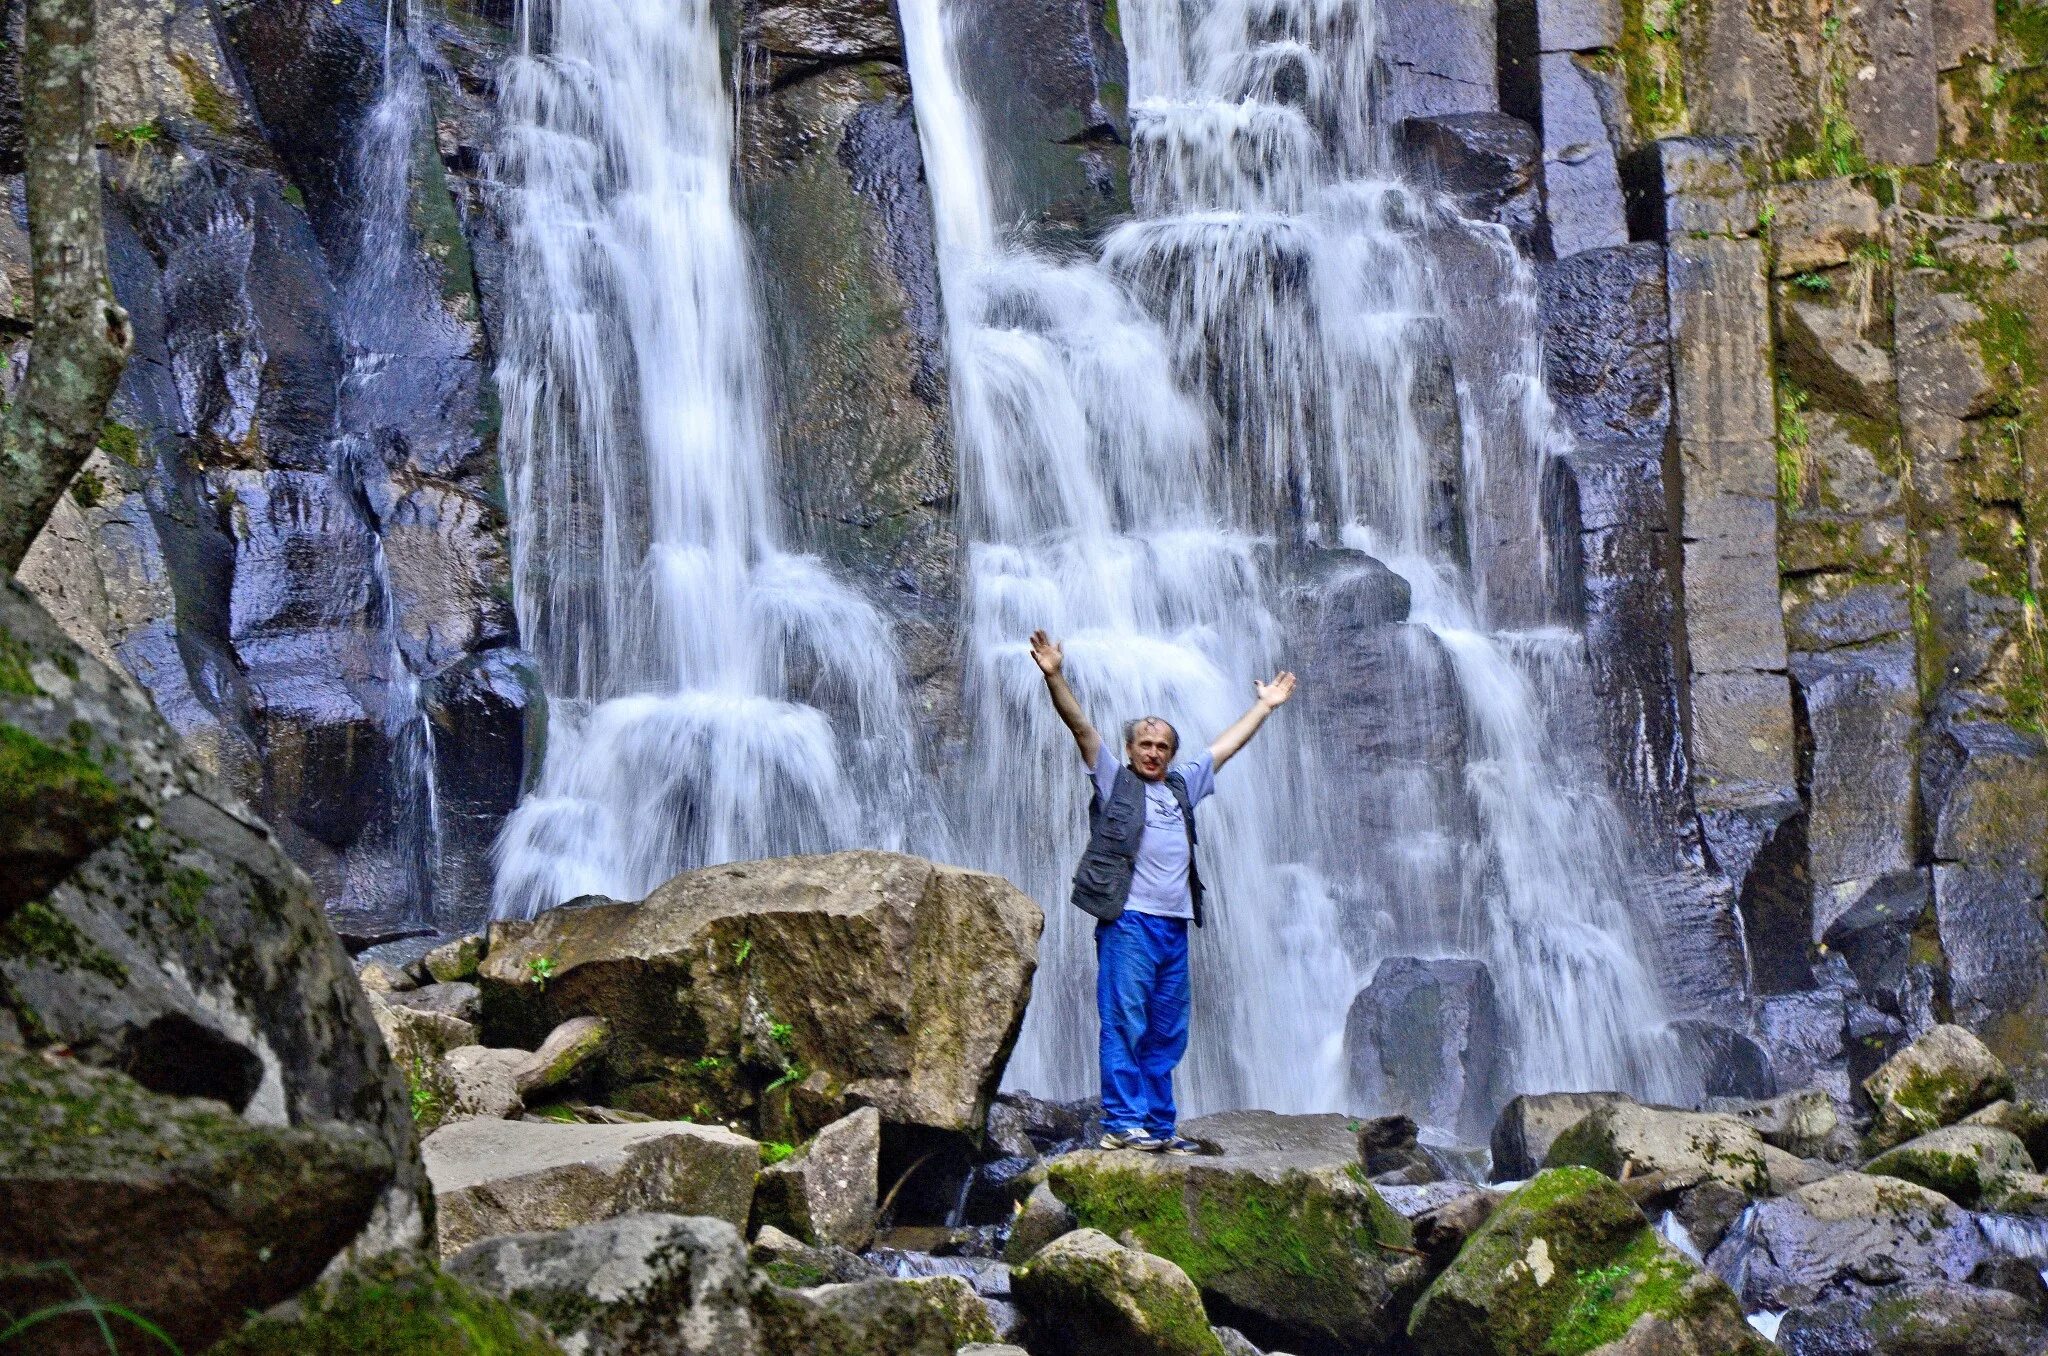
[1099,1128,1164,1151]
[1150,1133,1206,1156]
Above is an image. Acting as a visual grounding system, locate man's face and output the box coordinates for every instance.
[1126,721,1176,782]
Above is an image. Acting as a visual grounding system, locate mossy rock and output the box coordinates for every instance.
[1544,1102,1794,1196]
[1406,1167,1771,1355]
[1044,1143,1419,1353]
[749,1274,996,1356]
[1862,1024,2014,1151]
[208,1252,555,1354]
[1012,1228,1226,1356]
[1863,1124,2034,1207]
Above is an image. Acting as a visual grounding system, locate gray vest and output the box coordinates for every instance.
[1069,763,1205,928]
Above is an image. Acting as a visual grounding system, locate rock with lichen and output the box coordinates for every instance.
[1012,1228,1227,1356]
[207,1250,556,1355]
[752,1106,879,1250]
[1544,1100,1815,1196]
[748,1273,996,1355]
[1863,1123,2035,1207]
[1862,1025,2014,1152]
[1044,1111,1422,1354]
[1406,1166,1771,1356]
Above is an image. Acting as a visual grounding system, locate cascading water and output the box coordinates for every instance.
[328,2,445,924]
[486,0,926,918]
[902,0,1694,1124]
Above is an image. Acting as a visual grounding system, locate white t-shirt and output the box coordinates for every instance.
[1089,745,1216,920]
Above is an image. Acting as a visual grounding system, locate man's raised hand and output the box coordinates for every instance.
[1030,629,1064,677]
[1255,670,1297,709]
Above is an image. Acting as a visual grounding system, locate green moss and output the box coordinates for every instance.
[0,628,41,697]
[211,1253,554,1355]
[2002,0,2048,66]
[0,899,127,982]
[0,722,129,869]
[97,421,141,468]
[1618,0,1687,138]
[282,182,307,210]
[69,468,106,508]
[763,1257,831,1289]
[408,114,480,313]
[169,51,237,135]
[1865,1146,1985,1203]
[1047,1157,1408,1293]
[1544,1230,1703,1354]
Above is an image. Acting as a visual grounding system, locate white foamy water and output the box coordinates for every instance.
[485,0,923,918]
[904,0,1691,1118]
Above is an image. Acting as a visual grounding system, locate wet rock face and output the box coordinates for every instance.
[0,581,424,1340]
[1346,956,1507,1143]
[12,0,530,941]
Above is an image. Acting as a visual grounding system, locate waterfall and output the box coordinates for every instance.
[902,0,1693,1122]
[486,0,924,918]
[328,1,444,924]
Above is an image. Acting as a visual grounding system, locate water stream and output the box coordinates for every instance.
[486,0,925,918]
[902,0,1692,1122]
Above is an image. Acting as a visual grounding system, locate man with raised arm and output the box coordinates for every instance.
[1028,629,1297,1154]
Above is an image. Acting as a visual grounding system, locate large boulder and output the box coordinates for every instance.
[423,1117,761,1256]
[1490,1091,1628,1180]
[207,1252,556,1355]
[0,580,424,1338]
[479,851,1042,1136]
[1345,956,1506,1142]
[1708,1088,1840,1158]
[1706,1172,1989,1311]
[1407,1167,1770,1355]
[1864,1124,2036,1208]
[753,1106,880,1250]
[1862,1024,2014,1151]
[449,1212,758,1355]
[0,1054,396,1356]
[1545,1100,1816,1195]
[1044,1111,1422,1353]
[1013,1228,1227,1356]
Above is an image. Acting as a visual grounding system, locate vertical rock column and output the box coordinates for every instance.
[1667,234,1800,902]
[1497,0,1627,257]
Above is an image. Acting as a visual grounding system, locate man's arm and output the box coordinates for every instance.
[1209,670,1296,770]
[1030,630,1102,768]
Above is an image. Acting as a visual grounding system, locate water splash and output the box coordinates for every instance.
[486,0,923,918]
[904,0,1692,1121]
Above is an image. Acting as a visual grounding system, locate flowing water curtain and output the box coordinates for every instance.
[485,0,926,920]
[905,0,1696,1126]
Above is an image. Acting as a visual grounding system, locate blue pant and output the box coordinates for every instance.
[1096,910,1191,1136]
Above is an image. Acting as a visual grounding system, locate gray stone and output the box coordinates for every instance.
[1780,1280,2048,1356]
[1769,177,1884,276]
[1706,1172,1988,1310]
[423,931,485,984]
[480,851,1043,1136]
[1782,296,1896,422]
[450,1212,758,1355]
[1758,988,1851,1108]
[1534,54,1628,259]
[1862,1024,2015,1150]
[0,1054,397,1356]
[1546,1100,1816,1195]
[1013,1229,1227,1356]
[1672,1020,1777,1099]
[386,980,482,1024]
[746,0,898,64]
[1006,1181,1078,1265]
[424,1117,761,1256]
[1395,114,1544,255]
[1539,241,1669,441]
[1377,0,1499,119]
[1708,1089,1840,1158]
[748,1223,886,1288]
[754,1106,880,1250]
[367,988,477,1073]
[1935,0,1996,68]
[751,1274,996,1354]
[1687,671,1798,817]
[1793,644,1920,936]
[1624,136,1766,242]
[1821,870,1943,1030]
[1669,237,1775,443]
[1842,0,1938,165]
[1897,275,1997,419]
[1864,1124,2035,1207]
[441,1045,529,1123]
[1934,865,2048,1072]
[1490,1091,1629,1181]
[517,1015,609,1098]
[1346,957,1506,1142]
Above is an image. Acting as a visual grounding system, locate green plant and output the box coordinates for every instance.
[764,1063,808,1095]
[693,1055,724,1072]
[768,1020,794,1048]
[1757,201,1778,232]
[525,955,557,990]
[760,1141,798,1166]
[2006,247,2022,272]
[104,121,161,152]
[1821,13,1841,38]
[70,469,106,508]
[1777,382,1813,505]
[0,1261,181,1352]
[731,938,752,966]
[1910,244,1940,268]
[1792,271,1833,293]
